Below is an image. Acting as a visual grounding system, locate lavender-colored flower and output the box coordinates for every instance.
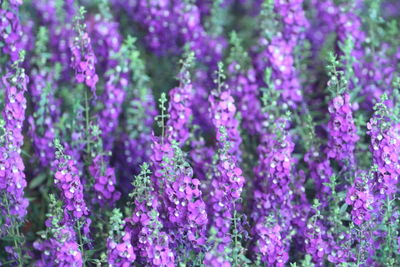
[0,3,24,61]
[119,37,157,176]
[33,195,83,267]
[99,71,128,151]
[208,127,245,246]
[0,55,29,220]
[203,252,231,267]
[126,163,175,266]
[251,131,294,261]
[307,0,338,54]
[34,226,83,267]
[53,140,89,221]
[189,133,214,182]
[88,7,122,74]
[253,1,304,108]
[274,0,309,45]
[325,93,359,165]
[166,52,195,146]
[367,96,400,199]
[227,33,263,135]
[304,147,333,201]
[208,65,242,159]
[253,218,289,267]
[252,122,294,219]
[107,209,136,266]
[158,140,208,248]
[70,7,99,93]
[345,173,374,226]
[203,227,232,267]
[327,232,355,264]
[33,0,75,77]
[304,218,329,265]
[89,155,121,207]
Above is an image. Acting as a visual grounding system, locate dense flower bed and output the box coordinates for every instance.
[1,0,400,266]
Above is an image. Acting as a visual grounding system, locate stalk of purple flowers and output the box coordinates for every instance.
[126,163,175,266]
[367,94,400,199]
[70,7,99,94]
[165,51,195,147]
[325,53,359,167]
[33,194,83,267]
[106,208,136,266]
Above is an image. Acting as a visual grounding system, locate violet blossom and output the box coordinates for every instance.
[0,54,29,221]
[125,163,175,266]
[70,7,99,94]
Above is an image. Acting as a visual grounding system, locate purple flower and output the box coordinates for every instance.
[253,219,289,267]
[208,127,245,247]
[367,98,400,199]
[166,84,193,146]
[325,93,359,165]
[0,56,29,221]
[70,8,99,93]
[304,219,329,265]
[304,147,333,201]
[274,0,309,46]
[0,5,24,61]
[53,141,89,221]
[209,88,242,160]
[107,209,136,266]
[126,164,175,266]
[227,33,263,135]
[89,155,121,207]
[34,226,83,267]
[156,140,208,249]
[345,174,374,226]
[27,28,60,168]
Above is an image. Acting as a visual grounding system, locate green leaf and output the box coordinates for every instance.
[29,173,47,189]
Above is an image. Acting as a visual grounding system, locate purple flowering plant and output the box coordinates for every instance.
[1,0,400,266]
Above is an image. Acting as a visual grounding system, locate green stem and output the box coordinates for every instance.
[76,220,86,267]
[3,195,23,267]
[85,88,91,157]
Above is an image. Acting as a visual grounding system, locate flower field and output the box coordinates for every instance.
[1,0,400,266]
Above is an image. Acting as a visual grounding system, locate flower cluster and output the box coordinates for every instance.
[274,0,309,45]
[166,53,195,146]
[326,93,359,165]
[126,163,175,266]
[70,7,99,92]
[304,147,333,201]
[208,127,245,246]
[252,217,289,267]
[89,155,121,207]
[253,121,294,216]
[304,220,329,265]
[209,64,242,159]
[345,173,374,226]
[3,1,400,266]
[254,0,304,108]
[88,4,122,73]
[367,96,400,198]
[33,195,83,267]
[53,140,89,220]
[159,141,208,248]
[119,36,157,176]
[106,208,136,266]
[34,226,83,267]
[227,32,263,135]
[0,54,29,220]
[0,2,24,61]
